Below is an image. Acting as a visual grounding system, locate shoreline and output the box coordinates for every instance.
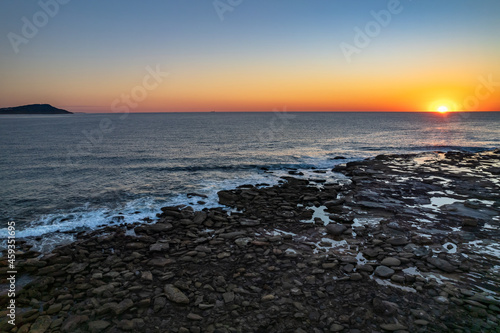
[1,149,499,332]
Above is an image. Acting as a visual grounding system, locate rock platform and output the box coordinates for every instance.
[1,150,499,332]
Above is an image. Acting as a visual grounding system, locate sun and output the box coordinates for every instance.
[429,100,459,113]
[437,106,449,113]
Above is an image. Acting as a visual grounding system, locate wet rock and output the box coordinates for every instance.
[356,264,374,272]
[374,266,395,278]
[193,211,207,224]
[240,218,260,226]
[218,191,238,205]
[326,223,348,236]
[350,273,362,281]
[426,257,456,273]
[386,237,408,246]
[380,257,401,266]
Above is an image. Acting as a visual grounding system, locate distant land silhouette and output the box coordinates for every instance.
[0,104,73,114]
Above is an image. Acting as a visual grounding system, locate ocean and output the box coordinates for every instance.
[1,112,499,251]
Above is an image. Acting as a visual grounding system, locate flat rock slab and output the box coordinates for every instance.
[427,257,456,273]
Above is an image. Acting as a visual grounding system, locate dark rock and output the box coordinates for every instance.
[374,266,395,278]
[61,315,89,332]
[88,320,110,333]
[218,191,238,205]
[240,218,260,226]
[386,236,408,246]
[326,224,347,236]
[380,257,401,266]
[30,315,52,333]
[114,299,134,315]
[427,257,456,273]
[164,284,189,304]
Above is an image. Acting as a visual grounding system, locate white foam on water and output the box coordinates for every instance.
[0,170,286,252]
[0,197,161,240]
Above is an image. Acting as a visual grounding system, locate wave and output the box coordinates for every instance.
[1,145,495,252]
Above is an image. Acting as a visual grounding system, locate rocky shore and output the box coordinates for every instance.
[1,150,499,332]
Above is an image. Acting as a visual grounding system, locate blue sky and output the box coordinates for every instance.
[1,0,499,111]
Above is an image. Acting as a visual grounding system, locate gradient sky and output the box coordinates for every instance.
[0,0,499,112]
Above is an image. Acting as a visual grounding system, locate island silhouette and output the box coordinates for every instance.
[0,104,72,114]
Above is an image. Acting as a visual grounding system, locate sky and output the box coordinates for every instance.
[0,0,499,112]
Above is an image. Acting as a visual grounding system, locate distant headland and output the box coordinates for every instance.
[0,104,73,114]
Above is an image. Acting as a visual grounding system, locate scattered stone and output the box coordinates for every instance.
[374,266,395,278]
[165,284,190,304]
[187,313,203,321]
[88,320,110,333]
[386,237,408,246]
[427,257,456,273]
[380,323,408,331]
[326,223,348,236]
[61,315,89,333]
[30,316,52,333]
[329,324,345,332]
[380,257,401,266]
